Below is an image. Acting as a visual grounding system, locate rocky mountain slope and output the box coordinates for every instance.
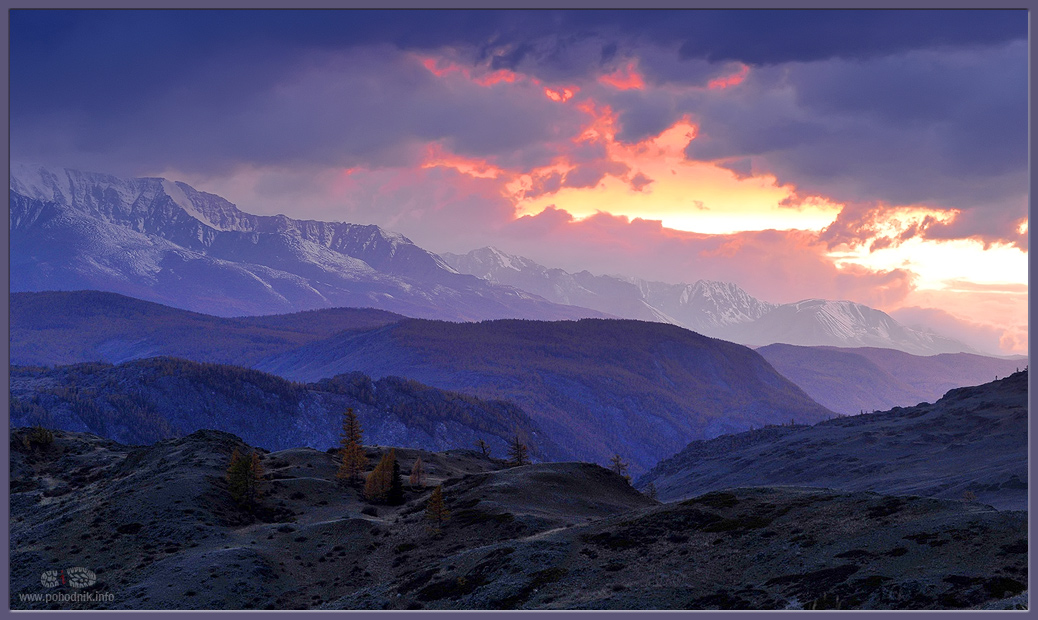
[255,318,836,472]
[10,357,560,462]
[443,246,975,355]
[10,428,1027,610]
[637,371,1028,511]
[10,164,606,321]
[756,344,1028,415]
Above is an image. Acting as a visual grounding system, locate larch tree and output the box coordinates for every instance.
[387,455,405,505]
[364,449,398,503]
[409,456,426,490]
[336,408,367,486]
[426,485,449,530]
[476,438,491,458]
[609,454,631,484]
[644,482,659,501]
[508,435,529,467]
[227,449,264,509]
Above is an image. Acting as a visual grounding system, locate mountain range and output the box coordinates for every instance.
[12,164,982,356]
[10,163,605,322]
[442,247,976,356]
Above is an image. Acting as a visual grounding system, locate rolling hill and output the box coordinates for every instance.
[755,343,1028,415]
[255,318,836,472]
[10,290,405,367]
[636,371,1028,511]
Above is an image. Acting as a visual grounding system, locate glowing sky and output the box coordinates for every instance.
[9,10,1028,354]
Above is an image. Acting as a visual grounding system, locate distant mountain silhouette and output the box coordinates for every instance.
[756,343,1028,415]
[10,290,406,367]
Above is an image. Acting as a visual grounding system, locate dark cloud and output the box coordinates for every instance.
[12,44,587,176]
[10,9,1028,252]
[609,90,678,143]
[672,10,1025,65]
[563,160,630,189]
[13,9,1024,120]
[629,172,654,192]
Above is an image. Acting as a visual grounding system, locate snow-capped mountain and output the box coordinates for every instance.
[443,246,975,355]
[723,299,975,355]
[10,164,609,321]
[630,278,778,332]
[441,246,677,324]
[442,246,778,334]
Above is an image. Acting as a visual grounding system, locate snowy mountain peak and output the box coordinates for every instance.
[442,247,974,355]
[10,165,605,321]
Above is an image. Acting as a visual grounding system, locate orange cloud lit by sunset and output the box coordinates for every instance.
[188,48,1025,355]
[508,105,844,235]
[598,61,645,90]
[708,63,750,89]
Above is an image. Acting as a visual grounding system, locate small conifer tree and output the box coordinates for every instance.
[508,435,529,467]
[609,454,631,483]
[336,408,367,486]
[426,485,449,530]
[364,449,398,503]
[409,456,426,490]
[476,438,491,458]
[644,482,659,501]
[387,456,405,505]
[227,449,263,509]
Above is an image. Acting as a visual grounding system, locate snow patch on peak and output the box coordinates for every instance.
[161,179,220,230]
[484,246,519,270]
[10,162,70,204]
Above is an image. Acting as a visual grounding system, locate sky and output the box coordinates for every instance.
[9,9,1029,355]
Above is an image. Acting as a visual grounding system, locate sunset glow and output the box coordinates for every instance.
[12,10,1027,354]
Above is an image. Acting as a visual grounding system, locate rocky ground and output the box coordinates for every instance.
[10,427,1027,610]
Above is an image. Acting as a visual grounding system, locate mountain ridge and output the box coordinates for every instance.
[254,316,838,472]
[442,246,977,356]
[10,164,609,322]
[636,370,1028,511]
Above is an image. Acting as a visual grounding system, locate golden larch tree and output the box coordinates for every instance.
[409,456,425,490]
[364,449,397,503]
[336,408,367,486]
[426,485,449,530]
